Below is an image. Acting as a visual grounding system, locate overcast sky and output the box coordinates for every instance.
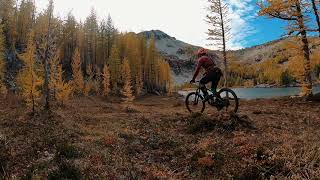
[34,0,286,50]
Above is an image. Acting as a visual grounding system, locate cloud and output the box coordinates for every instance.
[206,0,257,50]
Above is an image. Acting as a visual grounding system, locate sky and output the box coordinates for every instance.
[34,0,287,50]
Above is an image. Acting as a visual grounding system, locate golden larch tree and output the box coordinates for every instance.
[50,53,73,104]
[84,64,95,96]
[311,0,320,37]
[102,65,110,96]
[121,59,134,102]
[109,44,121,93]
[206,0,231,88]
[71,48,85,95]
[17,33,43,114]
[145,37,157,91]
[259,0,314,97]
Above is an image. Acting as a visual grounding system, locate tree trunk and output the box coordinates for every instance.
[296,2,313,97]
[44,3,53,110]
[311,0,320,37]
[218,0,228,88]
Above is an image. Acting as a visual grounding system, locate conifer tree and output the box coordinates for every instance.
[109,44,121,93]
[139,35,148,81]
[50,53,73,104]
[311,0,320,37]
[106,14,115,59]
[17,33,43,114]
[135,73,143,95]
[42,0,54,109]
[71,48,85,95]
[125,33,143,95]
[84,8,98,66]
[206,0,231,88]
[16,0,34,47]
[94,66,101,94]
[61,12,77,70]
[84,64,98,96]
[102,65,110,96]
[121,59,134,102]
[259,0,314,97]
[145,37,157,91]
[0,0,17,47]
[0,25,7,95]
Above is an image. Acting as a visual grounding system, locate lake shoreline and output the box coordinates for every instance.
[178,85,320,100]
[230,83,320,89]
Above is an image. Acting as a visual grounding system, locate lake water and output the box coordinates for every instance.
[178,85,320,100]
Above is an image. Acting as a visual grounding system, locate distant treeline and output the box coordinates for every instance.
[0,0,173,112]
[227,38,320,87]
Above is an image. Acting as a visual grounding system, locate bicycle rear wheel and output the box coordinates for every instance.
[217,88,239,113]
[185,92,205,113]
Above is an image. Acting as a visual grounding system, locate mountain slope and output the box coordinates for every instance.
[139,30,206,84]
[140,30,320,85]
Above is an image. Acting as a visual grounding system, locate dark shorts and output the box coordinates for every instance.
[200,68,223,89]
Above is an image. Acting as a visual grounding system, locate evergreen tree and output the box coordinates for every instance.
[106,14,115,59]
[84,8,98,66]
[121,59,134,102]
[16,0,34,47]
[61,12,78,71]
[17,33,43,114]
[97,19,107,67]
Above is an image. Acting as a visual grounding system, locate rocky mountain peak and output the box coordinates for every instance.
[139,30,176,40]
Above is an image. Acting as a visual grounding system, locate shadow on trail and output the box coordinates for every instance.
[186,113,257,134]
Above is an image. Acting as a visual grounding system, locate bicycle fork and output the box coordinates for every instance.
[193,88,201,105]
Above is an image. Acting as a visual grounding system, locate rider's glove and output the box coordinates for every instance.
[190,79,195,84]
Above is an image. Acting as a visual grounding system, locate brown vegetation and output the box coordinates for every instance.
[1,94,320,179]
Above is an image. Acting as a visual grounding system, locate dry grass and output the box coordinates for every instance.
[0,94,320,179]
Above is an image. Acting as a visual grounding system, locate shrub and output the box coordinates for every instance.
[48,162,82,180]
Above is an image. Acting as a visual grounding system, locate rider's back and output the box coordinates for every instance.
[197,56,215,72]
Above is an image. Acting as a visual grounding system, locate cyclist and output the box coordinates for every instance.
[190,48,222,101]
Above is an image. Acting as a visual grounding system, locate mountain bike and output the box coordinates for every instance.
[185,81,239,113]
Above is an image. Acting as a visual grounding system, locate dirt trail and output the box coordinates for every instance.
[0,95,320,179]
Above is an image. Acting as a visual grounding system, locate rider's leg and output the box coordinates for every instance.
[199,76,210,98]
[211,74,221,95]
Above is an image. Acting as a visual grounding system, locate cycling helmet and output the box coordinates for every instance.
[196,48,208,56]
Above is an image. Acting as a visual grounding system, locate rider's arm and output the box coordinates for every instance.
[192,60,202,81]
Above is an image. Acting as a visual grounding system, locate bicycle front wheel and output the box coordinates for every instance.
[185,92,205,113]
[217,88,239,113]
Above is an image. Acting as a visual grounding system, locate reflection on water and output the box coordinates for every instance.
[179,86,320,100]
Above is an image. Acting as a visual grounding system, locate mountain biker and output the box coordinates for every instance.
[190,48,222,100]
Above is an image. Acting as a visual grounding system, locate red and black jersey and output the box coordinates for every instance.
[192,56,216,80]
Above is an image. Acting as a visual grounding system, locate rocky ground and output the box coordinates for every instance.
[0,94,320,179]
